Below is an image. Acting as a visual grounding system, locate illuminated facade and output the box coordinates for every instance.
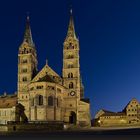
[0,94,27,124]
[94,98,140,126]
[17,10,91,127]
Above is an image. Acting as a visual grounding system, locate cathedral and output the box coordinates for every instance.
[16,10,91,127]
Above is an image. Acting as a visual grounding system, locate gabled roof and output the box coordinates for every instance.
[81,98,90,103]
[37,74,55,83]
[100,112,126,117]
[101,109,115,114]
[31,64,62,84]
[122,98,139,113]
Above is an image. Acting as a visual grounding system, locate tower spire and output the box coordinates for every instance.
[23,15,34,46]
[66,8,77,39]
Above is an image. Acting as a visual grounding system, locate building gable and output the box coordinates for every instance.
[31,64,62,84]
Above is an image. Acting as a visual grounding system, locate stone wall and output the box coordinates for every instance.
[7,121,64,132]
[0,125,8,132]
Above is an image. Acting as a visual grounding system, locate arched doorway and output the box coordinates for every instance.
[69,111,76,124]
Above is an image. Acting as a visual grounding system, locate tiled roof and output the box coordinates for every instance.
[37,74,55,83]
[81,98,90,103]
[101,112,126,117]
[0,95,17,108]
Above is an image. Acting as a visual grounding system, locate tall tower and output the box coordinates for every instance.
[18,16,38,119]
[63,9,83,99]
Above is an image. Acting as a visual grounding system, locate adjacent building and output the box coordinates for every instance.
[94,98,140,126]
[0,94,27,124]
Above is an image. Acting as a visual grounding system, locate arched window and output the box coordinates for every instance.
[69,82,74,89]
[68,55,74,59]
[38,95,43,105]
[48,96,54,106]
[22,68,27,73]
[22,77,27,82]
[68,73,73,78]
[69,43,74,49]
[68,64,73,68]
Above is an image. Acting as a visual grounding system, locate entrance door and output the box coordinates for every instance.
[69,111,76,124]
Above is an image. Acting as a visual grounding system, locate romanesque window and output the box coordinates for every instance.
[22,68,27,73]
[68,43,74,49]
[48,96,54,106]
[68,64,73,68]
[68,73,73,78]
[38,95,43,105]
[47,86,54,90]
[69,82,74,89]
[22,77,27,82]
[36,86,43,89]
[68,54,74,59]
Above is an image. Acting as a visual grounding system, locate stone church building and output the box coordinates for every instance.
[16,10,91,127]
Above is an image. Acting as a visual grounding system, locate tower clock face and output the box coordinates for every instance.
[70,91,76,96]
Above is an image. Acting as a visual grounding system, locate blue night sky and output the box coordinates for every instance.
[0,0,140,118]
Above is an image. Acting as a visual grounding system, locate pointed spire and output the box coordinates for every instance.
[23,15,34,46]
[46,59,48,65]
[66,8,77,39]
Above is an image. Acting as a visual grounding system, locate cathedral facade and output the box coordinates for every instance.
[17,10,91,127]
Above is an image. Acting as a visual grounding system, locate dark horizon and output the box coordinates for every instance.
[0,0,140,118]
